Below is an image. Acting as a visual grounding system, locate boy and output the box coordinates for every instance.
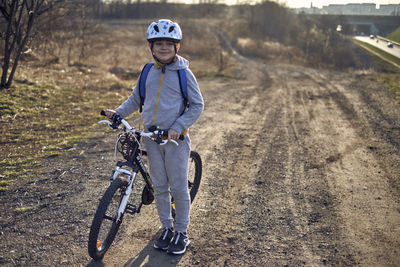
[104,19,204,255]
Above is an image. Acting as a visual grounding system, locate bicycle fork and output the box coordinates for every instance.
[111,166,137,222]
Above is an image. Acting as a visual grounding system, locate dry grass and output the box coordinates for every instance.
[235,37,304,64]
[0,66,129,186]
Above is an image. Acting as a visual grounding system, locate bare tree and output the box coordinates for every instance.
[0,0,62,90]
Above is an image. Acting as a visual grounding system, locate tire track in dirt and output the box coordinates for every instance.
[283,66,400,266]
[242,79,313,266]
[238,65,357,266]
[178,74,268,266]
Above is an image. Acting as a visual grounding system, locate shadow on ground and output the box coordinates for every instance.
[86,230,184,267]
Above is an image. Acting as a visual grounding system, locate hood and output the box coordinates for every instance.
[167,55,189,71]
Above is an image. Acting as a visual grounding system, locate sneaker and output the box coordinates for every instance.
[154,227,174,251]
[167,232,190,255]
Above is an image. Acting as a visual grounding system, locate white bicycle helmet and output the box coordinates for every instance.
[146,19,182,43]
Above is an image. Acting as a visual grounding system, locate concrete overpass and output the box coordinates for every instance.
[310,15,399,36]
[340,20,378,35]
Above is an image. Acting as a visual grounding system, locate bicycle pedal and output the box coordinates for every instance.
[125,204,137,214]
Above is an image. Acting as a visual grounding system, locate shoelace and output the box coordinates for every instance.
[173,231,186,245]
[162,228,173,240]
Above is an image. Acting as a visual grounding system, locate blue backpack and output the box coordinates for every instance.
[138,62,188,113]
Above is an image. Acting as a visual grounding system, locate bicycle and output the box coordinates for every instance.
[88,111,202,261]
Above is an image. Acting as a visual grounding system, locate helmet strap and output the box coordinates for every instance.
[152,54,177,73]
[150,42,178,73]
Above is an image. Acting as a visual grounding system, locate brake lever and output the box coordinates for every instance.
[169,139,179,146]
[158,139,178,146]
[152,130,179,146]
[98,120,121,129]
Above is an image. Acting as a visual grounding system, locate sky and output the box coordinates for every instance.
[181,0,400,8]
[283,0,400,8]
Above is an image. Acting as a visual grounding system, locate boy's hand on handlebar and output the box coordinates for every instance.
[104,109,116,121]
[168,129,180,141]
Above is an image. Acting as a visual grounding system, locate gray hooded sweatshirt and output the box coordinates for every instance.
[116,55,204,133]
[115,55,203,232]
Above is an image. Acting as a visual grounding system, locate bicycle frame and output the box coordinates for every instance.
[110,143,153,222]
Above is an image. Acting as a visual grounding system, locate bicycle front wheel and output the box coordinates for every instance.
[88,177,128,261]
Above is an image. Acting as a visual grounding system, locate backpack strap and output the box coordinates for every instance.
[138,62,154,113]
[138,63,188,113]
[177,69,188,109]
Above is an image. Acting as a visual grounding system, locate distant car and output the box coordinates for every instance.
[370,35,375,39]
[387,42,394,48]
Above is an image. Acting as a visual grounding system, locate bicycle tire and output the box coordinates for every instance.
[188,150,202,202]
[88,177,128,261]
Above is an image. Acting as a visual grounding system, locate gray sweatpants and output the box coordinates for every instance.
[143,135,191,233]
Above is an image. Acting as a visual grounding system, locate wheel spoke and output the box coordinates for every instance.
[103,214,115,221]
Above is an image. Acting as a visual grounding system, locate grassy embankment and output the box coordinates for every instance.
[387,26,400,43]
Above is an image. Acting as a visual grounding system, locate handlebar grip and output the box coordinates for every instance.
[100,109,122,129]
[159,130,185,141]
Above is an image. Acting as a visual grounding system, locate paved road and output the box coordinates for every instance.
[355,36,400,59]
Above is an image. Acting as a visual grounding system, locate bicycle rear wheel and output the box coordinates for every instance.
[88,177,128,261]
[188,150,202,202]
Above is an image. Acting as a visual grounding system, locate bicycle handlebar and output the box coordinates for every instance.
[99,110,184,145]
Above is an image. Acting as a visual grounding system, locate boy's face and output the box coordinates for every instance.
[151,40,179,63]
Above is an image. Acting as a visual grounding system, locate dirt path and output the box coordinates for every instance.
[1,54,399,266]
